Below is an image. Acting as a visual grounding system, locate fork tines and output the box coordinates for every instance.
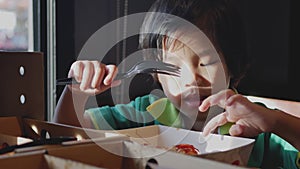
[154,69,180,77]
[157,62,181,75]
[56,60,181,85]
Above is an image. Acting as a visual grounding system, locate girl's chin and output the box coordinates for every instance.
[180,105,208,120]
[180,107,200,118]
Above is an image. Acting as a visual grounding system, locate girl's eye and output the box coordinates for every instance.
[200,60,219,67]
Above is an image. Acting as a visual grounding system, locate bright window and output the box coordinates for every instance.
[0,0,33,51]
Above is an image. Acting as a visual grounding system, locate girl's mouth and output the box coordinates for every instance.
[183,95,208,108]
[180,87,211,109]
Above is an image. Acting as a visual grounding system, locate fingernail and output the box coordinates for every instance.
[230,124,242,136]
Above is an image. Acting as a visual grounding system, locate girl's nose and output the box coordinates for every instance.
[182,67,210,87]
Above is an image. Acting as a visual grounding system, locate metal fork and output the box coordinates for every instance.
[56,60,181,85]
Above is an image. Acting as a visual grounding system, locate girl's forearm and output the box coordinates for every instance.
[53,87,89,127]
[272,109,300,150]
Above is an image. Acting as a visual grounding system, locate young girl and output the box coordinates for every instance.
[54,0,249,131]
[55,0,300,168]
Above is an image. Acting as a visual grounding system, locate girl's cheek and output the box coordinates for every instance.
[211,65,229,91]
[163,89,181,111]
[160,76,182,96]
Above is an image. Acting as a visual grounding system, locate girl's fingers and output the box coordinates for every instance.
[86,64,120,94]
[91,62,105,88]
[202,112,228,136]
[67,62,84,92]
[199,89,236,112]
[103,65,118,85]
[67,61,120,95]
[229,124,243,136]
[80,62,94,90]
[217,112,229,126]
[73,62,84,82]
[68,68,74,78]
[72,61,84,82]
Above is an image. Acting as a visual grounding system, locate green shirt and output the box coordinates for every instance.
[248,133,299,169]
[85,94,182,130]
[85,94,160,130]
[85,94,299,169]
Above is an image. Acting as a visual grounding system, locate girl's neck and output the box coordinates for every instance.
[180,113,205,131]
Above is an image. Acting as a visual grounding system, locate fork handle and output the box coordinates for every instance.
[56,73,126,86]
[56,78,79,85]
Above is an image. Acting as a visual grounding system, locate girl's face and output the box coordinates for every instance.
[158,31,230,121]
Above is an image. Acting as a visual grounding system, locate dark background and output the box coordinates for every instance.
[56,0,300,107]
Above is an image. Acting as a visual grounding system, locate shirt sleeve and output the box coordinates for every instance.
[85,95,158,130]
[248,133,299,169]
[146,98,182,128]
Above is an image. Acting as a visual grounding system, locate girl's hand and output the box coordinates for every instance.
[67,60,121,96]
[199,89,275,137]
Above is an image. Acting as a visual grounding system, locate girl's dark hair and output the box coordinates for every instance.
[139,0,250,87]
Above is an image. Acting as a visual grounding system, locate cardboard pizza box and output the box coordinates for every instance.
[0,116,128,156]
[0,150,107,169]
[0,116,122,140]
[47,141,124,169]
[46,140,248,169]
[0,133,32,147]
[123,141,248,169]
[0,122,250,169]
[117,125,255,166]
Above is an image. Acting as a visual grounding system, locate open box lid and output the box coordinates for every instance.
[0,116,125,140]
[0,52,45,120]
